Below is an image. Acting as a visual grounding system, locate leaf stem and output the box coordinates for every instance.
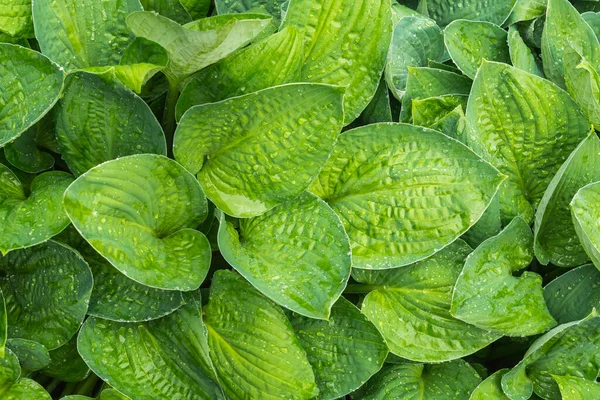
[343,284,378,294]
[45,378,61,394]
[162,78,180,157]
[75,374,100,396]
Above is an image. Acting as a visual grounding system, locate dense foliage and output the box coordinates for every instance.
[2,0,600,398]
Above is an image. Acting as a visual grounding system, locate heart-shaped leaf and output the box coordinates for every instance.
[176,26,303,121]
[283,0,393,123]
[310,123,504,269]
[451,217,556,336]
[444,20,510,79]
[33,0,142,70]
[78,295,224,400]
[218,192,351,319]
[204,270,318,399]
[0,241,93,350]
[0,165,73,255]
[466,61,589,223]
[354,240,500,362]
[470,369,511,400]
[0,44,64,147]
[6,338,50,373]
[56,71,166,176]
[174,83,344,218]
[352,360,482,399]
[0,349,51,399]
[64,154,211,291]
[288,297,388,400]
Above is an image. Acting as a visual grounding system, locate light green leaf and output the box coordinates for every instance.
[41,335,89,382]
[0,242,92,350]
[288,297,388,400]
[444,20,511,79]
[352,360,482,400]
[469,369,511,400]
[400,66,472,123]
[583,12,600,40]
[140,0,192,24]
[64,154,210,291]
[33,0,143,70]
[6,338,50,373]
[563,47,600,127]
[385,15,445,100]
[554,375,600,400]
[505,0,546,25]
[4,121,54,174]
[508,25,543,77]
[175,26,303,121]
[310,123,504,270]
[180,0,210,19]
[501,315,600,400]
[542,0,600,88]
[466,61,589,223]
[535,134,600,267]
[78,297,224,400]
[0,44,64,147]
[0,166,73,255]
[462,192,502,248]
[174,83,344,218]
[84,37,169,95]
[426,0,516,26]
[55,71,166,176]
[100,389,132,400]
[0,349,51,399]
[126,11,271,84]
[0,0,33,37]
[56,226,186,322]
[283,0,392,123]
[451,217,556,336]
[218,192,350,319]
[354,240,500,362]
[412,95,468,128]
[544,264,600,324]
[428,105,468,141]
[571,181,600,271]
[204,270,318,400]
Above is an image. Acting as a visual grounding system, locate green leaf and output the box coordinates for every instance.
[41,335,89,382]
[0,44,64,147]
[126,11,271,84]
[288,297,388,399]
[218,192,351,319]
[0,241,93,350]
[0,290,5,358]
[542,0,600,88]
[351,360,482,399]
[563,47,600,127]
[544,264,600,324]
[411,95,468,128]
[428,105,468,141]
[55,71,166,176]
[6,339,50,373]
[466,61,589,223]
[426,0,516,26]
[0,349,51,399]
[358,77,393,124]
[32,0,143,70]
[583,12,600,40]
[462,192,502,248]
[310,123,504,270]
[571,181,600,271]
[0,0,33,37]
[174,83,344,218]
[0,165,73,255]
[508,25,543,77]
[283,0,393,123]
[204,270,318,399]
[554,375,600,400]
[400,66,472,123]
[385,15,445,100]
[4,122,54,174]
[78,297,224,400]
[444,20,511,79]
[140,0,192,24]
[354,240,500,362]
[180,0,210,19]
[216,0,285,19]
[175,26,303,121]
[451,217,556,336]
[469,369,511,400]
[84,37,170,95]
[56,226,186,322]
[505,0,546,25]
[501,314,600,400]
[64,154,211,291]
[535,134,600,267]
[100,389,132,400]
